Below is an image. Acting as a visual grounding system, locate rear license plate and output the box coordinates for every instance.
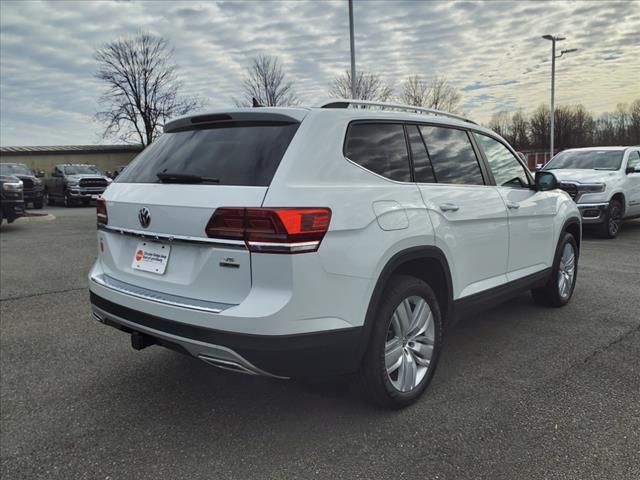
[132,242,170,275]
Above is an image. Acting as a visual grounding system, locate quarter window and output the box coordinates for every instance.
[419,126,485,185]
[628,151,640,170]
[474,133,530,188]
[407,125,436,183]
[345,123,411,182]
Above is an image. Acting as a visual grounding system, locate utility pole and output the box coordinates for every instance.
[348,0,356,98]
[542,35,577,160]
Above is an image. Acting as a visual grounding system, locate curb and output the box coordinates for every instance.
[15,214,56,223]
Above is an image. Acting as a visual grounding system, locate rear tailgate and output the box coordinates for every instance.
[96,113,303,307]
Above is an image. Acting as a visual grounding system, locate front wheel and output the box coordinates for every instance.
[360,275,442,409]
[45,191,55,206]
[532,233,578,307]
[598,199,623,239]
[63,192,74,208]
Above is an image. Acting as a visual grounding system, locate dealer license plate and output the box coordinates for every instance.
[131,242,170,275]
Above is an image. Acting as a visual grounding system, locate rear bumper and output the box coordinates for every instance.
[577,202,608,224]
[90,292,365,379]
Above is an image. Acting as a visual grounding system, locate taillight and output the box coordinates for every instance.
[206,208,331,254]
[96,198,108,225]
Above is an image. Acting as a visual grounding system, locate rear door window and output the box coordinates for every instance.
[419,126,485,185]
[116,123,299,186]
[345,123,411,182]
[406,125,436,183]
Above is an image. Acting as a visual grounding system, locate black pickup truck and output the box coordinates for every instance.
[0,174,25,225]
[43,164,111,207]
[0,162,44,208]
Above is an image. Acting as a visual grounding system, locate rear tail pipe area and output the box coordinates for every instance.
[131,331,156,350]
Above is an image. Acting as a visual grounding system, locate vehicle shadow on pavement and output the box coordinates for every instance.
[74,292,546,428]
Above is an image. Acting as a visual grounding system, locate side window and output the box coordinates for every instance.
[474,133,530,188]
[345,123,411,182]
[419,126,485,185]
[407,125,436,183]
[53,167,61,177]
[628,151,640,170]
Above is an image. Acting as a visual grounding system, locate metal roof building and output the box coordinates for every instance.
[0,144,143,174]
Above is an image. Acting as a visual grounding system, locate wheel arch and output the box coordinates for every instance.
[357,246,454,360]
[562,216,582,254]
[610,191,626,215]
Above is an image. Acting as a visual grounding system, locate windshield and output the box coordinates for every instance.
[63,165,101,175]
[0,163,33,176]
[116,123,299,186]
[544,150,623,171]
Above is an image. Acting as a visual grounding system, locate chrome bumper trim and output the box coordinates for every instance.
[98,224,246,249]
[90,273,235,314]
[577,202,609,208]
[91,305,287,379]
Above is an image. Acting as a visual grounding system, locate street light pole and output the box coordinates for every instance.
[348,0,356,98]
[542,35,576,160]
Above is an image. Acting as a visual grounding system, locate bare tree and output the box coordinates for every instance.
[489,111,511,139]
[428,75,461,112]
[329,70,393,102]
[510,110,530,149]
[529,103,550,149]
[629,99,640,143]
[400,75,430,106]
[399,74,462,113]
[237,55,297,107]
[95,32,199,147]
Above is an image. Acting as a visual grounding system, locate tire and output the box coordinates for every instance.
[598,199,623,239]
[45,191,55,206]
[360,275,442,409]
[33,199,44,209]
[82,199,90,207]
[63,192,73,208]
[532,232,578,307]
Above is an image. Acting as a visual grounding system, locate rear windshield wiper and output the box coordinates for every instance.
[156,172,220,184]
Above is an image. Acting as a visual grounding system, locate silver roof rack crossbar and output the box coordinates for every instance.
[320,99,477,125]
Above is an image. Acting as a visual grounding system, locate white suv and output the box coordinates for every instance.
[89,100,581,408]
[542,146,640,238]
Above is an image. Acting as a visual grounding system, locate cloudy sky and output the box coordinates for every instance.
[1,0,638,146]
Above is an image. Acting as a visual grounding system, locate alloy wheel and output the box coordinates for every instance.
[608,205,621,237]
[385,296,435,393]
[557,242,576,299]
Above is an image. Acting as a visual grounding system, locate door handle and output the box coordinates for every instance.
[506,201,520,209]
[439,203,460,212]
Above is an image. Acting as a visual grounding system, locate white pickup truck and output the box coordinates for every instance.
[542,146,640,238]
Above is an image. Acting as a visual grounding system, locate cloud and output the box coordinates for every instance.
[0,0,638,145]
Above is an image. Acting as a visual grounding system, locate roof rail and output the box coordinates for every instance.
[320,99,477,125]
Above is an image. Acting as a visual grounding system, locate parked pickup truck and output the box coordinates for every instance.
[543,146,640,238]
[43,164,112,207]
[0,162,44,208]
[0,174,25,224]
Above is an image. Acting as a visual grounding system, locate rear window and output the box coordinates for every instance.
[344,123,411,182]
[116,123,299,186]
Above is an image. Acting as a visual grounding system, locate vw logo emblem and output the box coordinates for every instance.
[138,207,151,229]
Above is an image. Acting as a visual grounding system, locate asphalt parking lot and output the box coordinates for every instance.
[1,206,639,480]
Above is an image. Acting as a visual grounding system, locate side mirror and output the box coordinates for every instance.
[35,170,44,178]
[626,165,640,174]
[535,171,558,191]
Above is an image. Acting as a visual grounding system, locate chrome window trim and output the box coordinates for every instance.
[91,273,235,313]
[98,224,247,249]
